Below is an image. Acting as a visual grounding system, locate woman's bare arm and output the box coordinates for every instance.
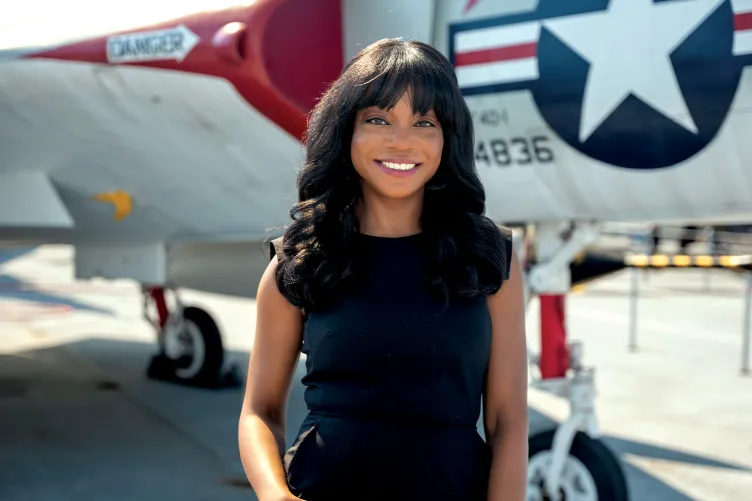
[484,247,529,501]
[238,256,304,501]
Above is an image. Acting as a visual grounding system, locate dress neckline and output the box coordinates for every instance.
[357,232,422,240]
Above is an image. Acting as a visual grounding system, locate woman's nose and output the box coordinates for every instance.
[386,128,414,150]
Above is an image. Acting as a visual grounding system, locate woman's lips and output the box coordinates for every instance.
[374,159,421,177]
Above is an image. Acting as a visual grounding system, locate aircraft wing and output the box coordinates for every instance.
[0,0,344,247]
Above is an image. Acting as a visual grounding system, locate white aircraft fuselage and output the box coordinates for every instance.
[9,3,745,496]
[1,0,750,295]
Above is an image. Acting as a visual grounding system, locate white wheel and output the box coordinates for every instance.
[527,430,629,501]
[527,450,598,501]
[161,306,224,386]
[169,317,207,380]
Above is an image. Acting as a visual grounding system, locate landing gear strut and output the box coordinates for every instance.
[142,286,242,389]
[522,222,629,501]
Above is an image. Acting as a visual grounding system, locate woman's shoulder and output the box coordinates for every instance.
[496,225,514,280]
[474,221,514,280]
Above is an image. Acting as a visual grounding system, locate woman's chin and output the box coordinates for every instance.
[369,183,428,201]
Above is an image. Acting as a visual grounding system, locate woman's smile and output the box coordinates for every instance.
[374,159,422,177]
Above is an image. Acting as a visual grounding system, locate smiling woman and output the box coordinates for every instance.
[351,96,443,199]
[239,38,528,501]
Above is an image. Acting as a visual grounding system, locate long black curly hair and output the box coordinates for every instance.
[274,38,508,312]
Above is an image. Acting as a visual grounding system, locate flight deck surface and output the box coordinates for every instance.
[1,245,750,500]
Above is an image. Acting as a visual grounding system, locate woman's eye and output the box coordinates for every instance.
[416,120,435,127]
[366,117,388,125]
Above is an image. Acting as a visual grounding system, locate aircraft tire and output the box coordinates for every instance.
[527,429,629,501]
[173,306,224,387]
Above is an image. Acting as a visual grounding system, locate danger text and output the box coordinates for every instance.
[108,30,187,63]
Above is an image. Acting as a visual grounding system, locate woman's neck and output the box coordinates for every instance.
[356,186,423,237]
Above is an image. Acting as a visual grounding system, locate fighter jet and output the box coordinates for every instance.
[3,1,752,499]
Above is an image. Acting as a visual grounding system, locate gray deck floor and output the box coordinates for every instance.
[1,245,750,500]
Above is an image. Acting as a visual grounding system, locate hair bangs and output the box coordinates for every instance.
[352,43,457,127]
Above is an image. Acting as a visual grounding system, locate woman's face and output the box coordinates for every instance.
[350,92,444,201]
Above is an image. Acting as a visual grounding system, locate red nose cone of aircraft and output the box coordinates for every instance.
[24,0,344,141]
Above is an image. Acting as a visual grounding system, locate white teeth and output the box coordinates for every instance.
[381,161,417,171]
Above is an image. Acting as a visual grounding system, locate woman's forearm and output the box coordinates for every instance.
[238,413,294,501]
[487,419,529,501]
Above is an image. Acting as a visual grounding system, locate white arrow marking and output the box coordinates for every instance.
[106,24,200,64]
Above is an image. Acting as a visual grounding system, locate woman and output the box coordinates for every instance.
[238,38,528,501]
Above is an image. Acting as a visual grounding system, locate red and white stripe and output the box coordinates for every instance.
[733,0,752,55]
[454,20,540,89]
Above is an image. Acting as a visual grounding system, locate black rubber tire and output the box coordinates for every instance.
[528,429,629,501]
[176,306,224,387]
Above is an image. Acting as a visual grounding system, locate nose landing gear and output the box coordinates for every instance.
[142,286,242,389]
[522,222,629,501]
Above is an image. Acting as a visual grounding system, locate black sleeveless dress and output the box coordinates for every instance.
[273,231,512,501]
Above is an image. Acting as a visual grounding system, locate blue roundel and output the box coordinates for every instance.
[531,0,743,169]
[451,0,751,170]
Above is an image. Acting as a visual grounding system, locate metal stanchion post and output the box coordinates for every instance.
[629,265,639,352]
[741,274,752,376]
[703,226,714,293]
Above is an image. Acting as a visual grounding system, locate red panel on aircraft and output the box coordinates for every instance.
[262,0,343,114]
[23,0,344,141]
[454,43,537,67]
[735,11,752,31]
